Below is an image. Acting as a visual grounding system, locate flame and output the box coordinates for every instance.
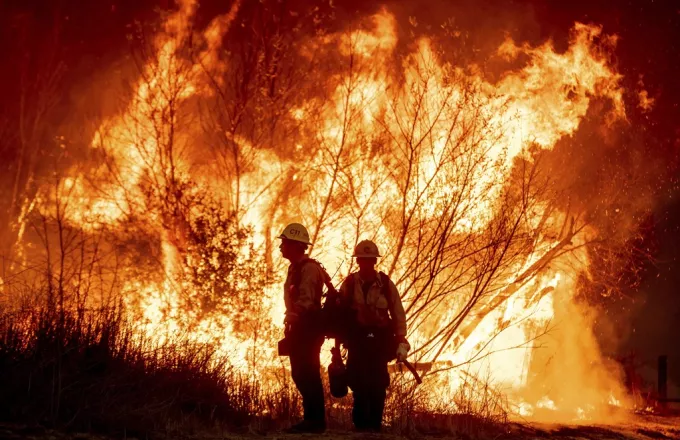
[30,4,637,423]
[638,90,655,112]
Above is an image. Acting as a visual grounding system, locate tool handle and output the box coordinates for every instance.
[401,360,422,384]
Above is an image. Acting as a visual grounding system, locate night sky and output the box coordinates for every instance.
[1,0,679,384]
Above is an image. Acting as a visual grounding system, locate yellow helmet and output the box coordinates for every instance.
[352,239,381,258]
[278,223,312,245]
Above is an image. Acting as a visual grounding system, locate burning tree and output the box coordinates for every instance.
[271,14,631,418]
[1,0,649,424]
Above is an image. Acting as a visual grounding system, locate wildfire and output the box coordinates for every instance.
[28,1,636,423]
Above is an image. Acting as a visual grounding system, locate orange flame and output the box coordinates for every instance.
[35,5,635,422]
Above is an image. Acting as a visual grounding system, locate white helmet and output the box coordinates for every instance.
[352,239,381,258]
[278,223,312,245]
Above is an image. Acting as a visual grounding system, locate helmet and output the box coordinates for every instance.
[352,240,381,258]
[278,223,312,245]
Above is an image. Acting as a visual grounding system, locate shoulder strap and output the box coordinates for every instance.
[291,258,312,301]
[379,271,393,310]
[292,258,337,301]
[320,263,338,296]
[346,273,355,301]
[346,272,391,304]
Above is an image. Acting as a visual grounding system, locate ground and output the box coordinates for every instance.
[505,414,680,440]
[1,415,678,440]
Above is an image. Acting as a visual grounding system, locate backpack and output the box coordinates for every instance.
[290,258,346,338]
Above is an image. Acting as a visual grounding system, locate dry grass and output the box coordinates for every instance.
[381,370,508,438]
[0,305,303,437]
[0,302,506,439]
[0,306,508,438]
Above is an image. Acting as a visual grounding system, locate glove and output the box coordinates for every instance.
[396,342,410,362]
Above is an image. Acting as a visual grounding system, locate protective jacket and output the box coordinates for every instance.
[338,271,407,337]
[283,258,326,322]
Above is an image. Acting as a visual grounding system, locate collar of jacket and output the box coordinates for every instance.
[356,271,383,287]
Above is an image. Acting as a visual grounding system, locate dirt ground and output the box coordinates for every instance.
[502,414,680,440]
[218,413,680,440]
[1,414,678,440]
[234,415,678,439]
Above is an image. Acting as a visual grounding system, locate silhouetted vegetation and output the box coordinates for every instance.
[0,301,509,438]
[0,305,303,437]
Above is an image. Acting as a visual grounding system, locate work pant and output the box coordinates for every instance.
[351,386,387,431]
[289,329,325,424]
[346,327,391,431]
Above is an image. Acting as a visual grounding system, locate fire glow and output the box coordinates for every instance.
[30,0,634,423]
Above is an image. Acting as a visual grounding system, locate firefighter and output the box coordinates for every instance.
[338,239,410,433]
[277,223,326,433]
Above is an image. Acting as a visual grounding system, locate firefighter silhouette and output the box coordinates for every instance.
[337,240,410,432]
[277,223,326,433]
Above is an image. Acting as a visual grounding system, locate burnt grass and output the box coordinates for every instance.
[0,307,506,439]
